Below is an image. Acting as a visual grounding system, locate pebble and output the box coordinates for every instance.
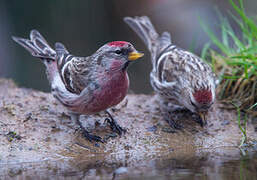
[8,168,22,177]
[146,125,157,133]
[161,127,176,133]
[221,120,230,126]
[24,112,32,122]
[114,167,128,174]
[94,143,100,147]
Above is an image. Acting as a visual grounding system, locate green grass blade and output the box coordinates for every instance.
[222,75,241,79]
[249,102,257,109]
[229,0,257,39]
[215,7,230,47]
[226,29,245,51]
[199,18,231,55]
[244,64,248,78]
[201,42,211,60]
[228,11,253,46]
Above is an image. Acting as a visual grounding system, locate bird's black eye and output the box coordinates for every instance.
[115,50,122,54]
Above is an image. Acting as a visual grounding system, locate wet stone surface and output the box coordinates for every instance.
[0,78,257,179]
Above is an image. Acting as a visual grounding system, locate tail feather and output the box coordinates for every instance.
[124,16,159,53]
[159,32,171,49]
[12,30,56,60]
[124,16,172,64]
[55,42,69,55]
[12,36,41,55]
[30,30,56,55]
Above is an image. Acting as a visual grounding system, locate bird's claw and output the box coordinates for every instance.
[74,114,104,143]
[105,118,126,136]
[81,129,104,143]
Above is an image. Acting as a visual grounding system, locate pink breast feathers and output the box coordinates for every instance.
[82,71,129,114]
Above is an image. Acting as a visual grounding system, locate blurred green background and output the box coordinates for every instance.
[0,0,256,93]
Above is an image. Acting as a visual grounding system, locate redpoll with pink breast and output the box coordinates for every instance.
[12,30,143,142]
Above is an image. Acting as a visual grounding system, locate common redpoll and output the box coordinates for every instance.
[124,16,216,128]
[12,30,143,142]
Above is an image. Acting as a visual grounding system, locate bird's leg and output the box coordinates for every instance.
[70,113,103,143]
[160,100,185,130]
[105,110,126,135]
[164,110,184,130]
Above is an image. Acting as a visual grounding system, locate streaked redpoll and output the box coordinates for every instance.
[124,16,216,128]
[12,30,143,142]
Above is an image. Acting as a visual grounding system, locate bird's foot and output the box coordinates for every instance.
[73,114,103,143]
[73,118,104,143]
[105,110,126,135]
[80,128,104,143]
[166,118,183,129]
[105,118,126,135]
[164,112,183,130]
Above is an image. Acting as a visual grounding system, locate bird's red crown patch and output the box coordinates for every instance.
[193,89,212,104]
[108,41,128,47]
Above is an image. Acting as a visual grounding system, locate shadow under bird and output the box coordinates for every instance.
[124,16,217,128]
[12,30,143,142]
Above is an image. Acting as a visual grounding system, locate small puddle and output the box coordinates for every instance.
[1,149,256,180]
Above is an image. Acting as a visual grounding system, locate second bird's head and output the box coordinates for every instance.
[181,83,215,123]
[94,41,144,71]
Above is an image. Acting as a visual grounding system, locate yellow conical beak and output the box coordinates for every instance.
[128,52,144,61]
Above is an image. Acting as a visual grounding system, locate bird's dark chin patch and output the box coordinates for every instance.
[193,89,212,105]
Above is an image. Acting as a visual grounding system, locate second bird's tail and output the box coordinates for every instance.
[124,16,172,65]
[124,16,159,53]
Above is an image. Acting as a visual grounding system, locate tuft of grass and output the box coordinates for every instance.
[200,0,257,145]
[200,0,257,115]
